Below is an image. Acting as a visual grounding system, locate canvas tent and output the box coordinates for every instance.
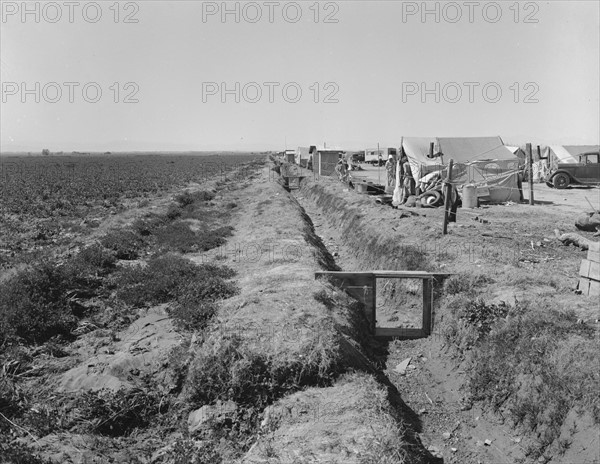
[402,136,521,203]
[506,145,526,160]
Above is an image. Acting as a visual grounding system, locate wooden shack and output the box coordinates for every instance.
[284,149,296,163]
[316,148,344,176]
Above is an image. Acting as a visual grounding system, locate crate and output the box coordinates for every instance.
[579,243,600,296]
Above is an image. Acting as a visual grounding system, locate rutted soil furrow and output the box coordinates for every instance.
[292,173,599,464]
[292,183,524,464]
[216,166,437,463]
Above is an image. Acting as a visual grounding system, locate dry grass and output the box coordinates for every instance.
[175,173,427,462]
[299,173,599,462]
[244,372,422,464]
[441,291,599,459]
[299,183,431,272]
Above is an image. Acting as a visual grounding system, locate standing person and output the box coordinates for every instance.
[400,155,415,204]
[385,155,395,190]
[335,158,348,182]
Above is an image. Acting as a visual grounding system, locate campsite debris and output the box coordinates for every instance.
[584,196,598,212]
[395,208,423,217]
[575,211,600,234]
[481,233,512,240]
[394,357,411,375]
[442,432,452,440]
[405,195,417,207]
[375,195,393,205]
[484,439,492,446]
[427,445,442,458]
[554,229,598,250]
[188,400,238,433]
[451,447,458,453]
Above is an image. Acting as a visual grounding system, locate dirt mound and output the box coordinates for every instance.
[57,305,181,394]
[244,372,431,464]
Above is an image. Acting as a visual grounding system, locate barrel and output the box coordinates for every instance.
[462,184,478,208]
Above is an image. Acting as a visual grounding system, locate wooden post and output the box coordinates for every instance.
[422,278,432,335]
[527,143,534,205]
[429,142,434,158]
[442,159,454,235]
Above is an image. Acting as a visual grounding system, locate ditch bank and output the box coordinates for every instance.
[294,173,599,464]
[203,168,436,463]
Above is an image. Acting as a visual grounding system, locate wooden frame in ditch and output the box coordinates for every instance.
[315,270,439,340]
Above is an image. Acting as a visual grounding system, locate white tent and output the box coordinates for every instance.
[402,136,521,203]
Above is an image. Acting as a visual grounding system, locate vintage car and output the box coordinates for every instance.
[546,151,600,189]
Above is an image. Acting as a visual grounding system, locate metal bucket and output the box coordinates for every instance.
[462,184,478,208]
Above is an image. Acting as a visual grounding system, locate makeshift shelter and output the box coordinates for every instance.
[531,160,550,182]
[506,145,527,161]
[315,147,344,176]
[402,136,521,204]
[284,149,296,163]
[296,147,310,167]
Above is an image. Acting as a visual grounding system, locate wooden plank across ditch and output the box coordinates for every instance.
[279,163,311,190]
[315,270,443,341]
[282,175,306,190]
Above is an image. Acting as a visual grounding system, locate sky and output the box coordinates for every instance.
[1,0,599,152]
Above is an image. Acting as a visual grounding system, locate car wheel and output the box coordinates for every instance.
[553,173,570,189]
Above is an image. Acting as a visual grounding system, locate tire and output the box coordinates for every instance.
[419,190,443,207]
[553,173,570,189]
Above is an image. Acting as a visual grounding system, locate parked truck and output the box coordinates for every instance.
[364,147,397,166]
